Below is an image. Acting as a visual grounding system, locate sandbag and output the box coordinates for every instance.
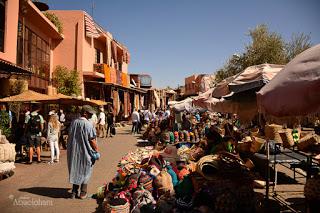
[0,162,15,174]
[0,143,16,162]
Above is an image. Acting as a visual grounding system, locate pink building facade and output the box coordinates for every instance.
[0,0,63,96]
[50,10,130,97]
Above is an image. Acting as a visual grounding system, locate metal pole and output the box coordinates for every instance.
[266,139,270,201]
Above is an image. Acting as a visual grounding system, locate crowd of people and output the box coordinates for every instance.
[96,107,320,212]
[0,103,116,166]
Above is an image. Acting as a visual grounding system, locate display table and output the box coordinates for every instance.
[253,143,320,212]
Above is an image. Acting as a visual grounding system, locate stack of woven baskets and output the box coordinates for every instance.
[265,124,283,144]
[0,131,16,180]
[194,153,256,212]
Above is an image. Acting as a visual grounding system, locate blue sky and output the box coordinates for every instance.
[48,0,320,88]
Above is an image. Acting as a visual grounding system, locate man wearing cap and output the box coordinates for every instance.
[25,104,44,164]
[67,105,99,199]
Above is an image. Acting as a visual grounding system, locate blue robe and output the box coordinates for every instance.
[67,117,97,185]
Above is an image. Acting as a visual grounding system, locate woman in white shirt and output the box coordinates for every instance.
[47,113,61,164]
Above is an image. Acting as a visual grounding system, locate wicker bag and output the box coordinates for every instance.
[279,129,295,148]
[250,137,266,153]
[154,170,175,196]
[265,124,283,143]
[105,198,130,213]
[297,134,319,151]
[196,155,220,181]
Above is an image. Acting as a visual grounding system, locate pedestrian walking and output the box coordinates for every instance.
[67,105,99,199]
[25,104,44,164]
[143,109,151,125]
[138,110,144,133]
[106,108,114,137]
[131,108,140,134]
[98,107,106,138]
[47,112,61,164]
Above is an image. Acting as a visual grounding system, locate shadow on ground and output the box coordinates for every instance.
[19,187,70,199]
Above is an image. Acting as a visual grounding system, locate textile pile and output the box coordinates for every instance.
[0,131,16,179]
[98,116,262,213]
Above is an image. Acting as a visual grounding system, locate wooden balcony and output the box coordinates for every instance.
[83,63,106,79]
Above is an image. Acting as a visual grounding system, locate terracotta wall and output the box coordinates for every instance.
[51,10,84,71]
[51,10,85,96]
[0,0,19,63]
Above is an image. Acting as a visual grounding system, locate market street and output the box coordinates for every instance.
[0,126,137,213]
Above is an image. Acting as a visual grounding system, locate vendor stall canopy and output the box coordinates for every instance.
[228,63,285,94]
[0,90,109,106]
[257,44,320,117]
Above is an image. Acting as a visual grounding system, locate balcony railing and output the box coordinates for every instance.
[93,63,105,74]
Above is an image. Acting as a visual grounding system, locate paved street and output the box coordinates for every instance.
[0,126,138,213]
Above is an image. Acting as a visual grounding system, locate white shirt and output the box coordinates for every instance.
[60,113,66,123]
[131,111,140,123]
[89,113,98,126]
[98,112,106,125]
[144,110,151,121]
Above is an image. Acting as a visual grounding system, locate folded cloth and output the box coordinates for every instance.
[138,172,153,192]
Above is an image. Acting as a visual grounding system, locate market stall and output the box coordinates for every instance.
[256,45,320,212]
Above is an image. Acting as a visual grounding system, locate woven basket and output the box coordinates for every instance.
[297,134,319,151]
[250,137,266,153]
[265,124,283,143]
[105,199,130,213]
[196,155,220,181]
[279,129,295,148]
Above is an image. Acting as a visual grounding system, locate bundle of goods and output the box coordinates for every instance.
[99,142,257,213]
[0,131,16,180]
[278,129,295,148]
[297,134,319,151]
[264,124,283,144]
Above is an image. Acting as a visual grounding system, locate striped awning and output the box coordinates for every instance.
[84,12,103,38]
